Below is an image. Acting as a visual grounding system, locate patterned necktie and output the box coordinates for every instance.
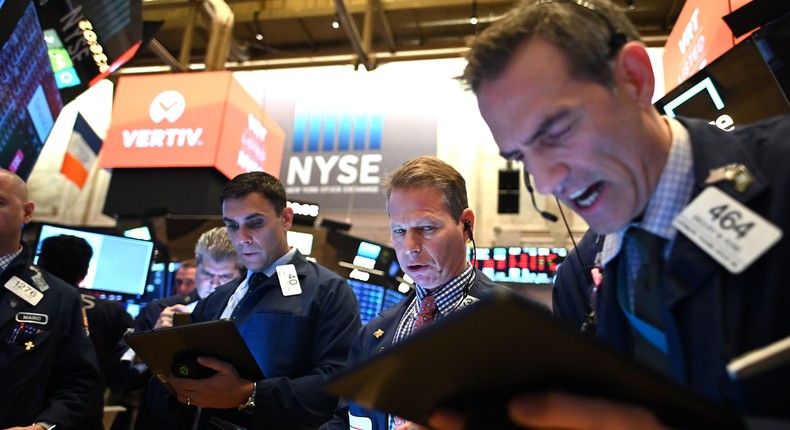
[392,294,440,429]
[412,294,438,333]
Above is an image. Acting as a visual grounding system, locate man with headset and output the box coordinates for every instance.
[321,156,548,430]
[429,0,790,429]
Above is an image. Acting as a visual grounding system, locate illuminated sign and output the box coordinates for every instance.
[662,0,748,92]
[286,110,384,195]
[655,35,790,133]
[102,71,285,179]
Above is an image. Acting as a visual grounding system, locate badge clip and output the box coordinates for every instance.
[705,163,754,193]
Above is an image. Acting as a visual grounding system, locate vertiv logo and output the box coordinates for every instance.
[149,90,186,124]
[121,90,203,148]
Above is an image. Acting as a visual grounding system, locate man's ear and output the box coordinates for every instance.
[22,200,35,224]
[281,206,294,230]
[614,41,655,108]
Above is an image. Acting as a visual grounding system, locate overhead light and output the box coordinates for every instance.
[470,15,478,25]
[332,14,340,29]
[470,0,478,26]
[253,10,265,41]
[626,0,635,10]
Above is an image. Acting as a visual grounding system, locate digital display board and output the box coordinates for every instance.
[470,247,568,285]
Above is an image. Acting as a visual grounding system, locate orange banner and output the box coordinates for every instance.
[662,0,754,94]
[102,71,284,179]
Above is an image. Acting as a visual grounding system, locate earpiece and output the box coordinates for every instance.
[464,221,473,232]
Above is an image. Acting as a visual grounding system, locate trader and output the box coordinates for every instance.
[431,0,790,428]
[321,156,548,430]
[166,171,361,429]
[0,169,101,430]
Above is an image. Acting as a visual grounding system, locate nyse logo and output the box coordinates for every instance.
[286,111,383,192]
[122,90,203,148]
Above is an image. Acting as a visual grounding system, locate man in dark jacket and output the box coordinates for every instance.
[321,156,548,430]
[0,169,101,430]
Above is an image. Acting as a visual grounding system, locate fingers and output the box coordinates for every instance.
[429,393,667,430]
[196,356,235,373]
[508,392,667,430]
[428,409,466,430]
[154,305,190,329]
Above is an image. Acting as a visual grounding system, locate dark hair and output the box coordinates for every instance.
[37,234,93,286]
[220,172,287,215]
[458,0,641,93]
[382,156,469,222]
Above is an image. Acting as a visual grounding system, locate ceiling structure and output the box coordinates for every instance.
[120,0,686,74]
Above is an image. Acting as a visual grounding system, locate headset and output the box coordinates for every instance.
[535,0,627,58]
[524,175,598,333]
[464,220,477,267]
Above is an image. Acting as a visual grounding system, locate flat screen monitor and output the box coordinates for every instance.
[34,223,155,296]
[347,279,407,325]
[287,230,314,256]
[470,246,568,285]
[0,0,64,180]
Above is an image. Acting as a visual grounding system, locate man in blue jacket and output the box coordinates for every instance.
[321,156,548,430]
[0,169,102,430]
[430,0,790,429]
[165,171,361,430]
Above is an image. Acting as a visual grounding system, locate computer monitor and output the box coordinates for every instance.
[287,230,314,256]
[0,0,64,180]
[347,279,407,325]
[34,223,155,296]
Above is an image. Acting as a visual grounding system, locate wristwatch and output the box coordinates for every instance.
[34,423,56,430]
[237,381,256,414]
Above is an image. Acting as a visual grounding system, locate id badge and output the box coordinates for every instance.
[673,187,783,273]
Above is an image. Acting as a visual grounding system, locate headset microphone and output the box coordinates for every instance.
[524,172,558,222]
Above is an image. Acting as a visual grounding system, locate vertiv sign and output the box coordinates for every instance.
[102,71,284,179]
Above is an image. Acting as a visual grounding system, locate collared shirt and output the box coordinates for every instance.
[600,117,695,309]
[0,248,22,272]
[220,247,298,319]
[389,263,475,430]
[391,264,475,345]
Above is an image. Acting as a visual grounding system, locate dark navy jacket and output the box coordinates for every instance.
[187,250,361,430]
[554,116,790,421]
[321,268,548,430]
[0,243,102,429]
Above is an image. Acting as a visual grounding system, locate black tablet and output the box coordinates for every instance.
[323,289,744,430]
[125,319,264,395]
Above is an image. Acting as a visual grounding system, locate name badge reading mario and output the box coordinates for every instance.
[276,264,302,296]
[4,276,43,306]
[673,187,783,274]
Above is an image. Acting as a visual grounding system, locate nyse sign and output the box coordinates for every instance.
[286,154,382,193]
[282,109,436,211]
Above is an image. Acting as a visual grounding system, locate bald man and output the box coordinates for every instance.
[0,169,102,430]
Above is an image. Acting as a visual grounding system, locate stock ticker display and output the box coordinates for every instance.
[470,246,568,285]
